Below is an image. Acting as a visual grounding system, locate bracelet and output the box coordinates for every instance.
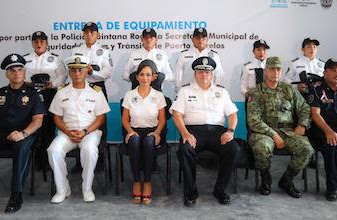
[227,128,235,133]
[83,129,90,136]
[21,131,29,139]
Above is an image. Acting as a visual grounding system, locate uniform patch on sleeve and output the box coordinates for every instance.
[307,94,314,104]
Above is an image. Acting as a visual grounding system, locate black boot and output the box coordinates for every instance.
[260,169,271,196]
[278,168,301,198]
[5,192,22,213]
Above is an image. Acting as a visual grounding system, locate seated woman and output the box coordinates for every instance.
[122,59,167,205]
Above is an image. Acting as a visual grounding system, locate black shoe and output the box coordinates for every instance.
[213,191,231,205]
[5,193,22,213]
[278,179,301,198]
[184,196,196,207]
[259,183,271,196]
[325,191,337,201]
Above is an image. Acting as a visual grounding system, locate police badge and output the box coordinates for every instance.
[215,91,221,98]
[321,0,333,7]
[22,96,29,105]
[47,56,54,62]
[96,49,103,56]
[156,53,162,61]
[0,96,6,105]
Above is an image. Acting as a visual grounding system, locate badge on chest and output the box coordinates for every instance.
[0,96,6,105]
[22,96,29,105]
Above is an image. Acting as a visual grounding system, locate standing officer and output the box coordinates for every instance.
[171,56,240,206]
[47,56,110,203]
[175,28,224,92]
[0,54,45,213]
[247,57,313,198]
[71,22,113,97]
[240,39,270,97]
[123,28,173,91]
[285,38,325,93]
[308,59,337,201]
[24,31,67,169]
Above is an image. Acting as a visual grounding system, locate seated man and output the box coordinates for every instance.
[308,58,337,201]
[247,57,313,198]
[0,54,45,213]
[47,55,110,203]
[171,56,240,207]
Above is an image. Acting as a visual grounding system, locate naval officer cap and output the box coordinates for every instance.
[32,31,48,41]
[65,56,90,69]
[82,22,98,32]
[193,27,207,37]
[302,38,319,48]
[324,58,337,70]
[1,54,26,70]
[266,56,282,69]
[253,39,270,49]
[192,56,216,71]
[142,28,157,37]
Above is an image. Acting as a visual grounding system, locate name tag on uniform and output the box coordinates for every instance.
[187,95,197,102]
[85,99,95,103]
[0,96,6,105]
[296,66,305,68]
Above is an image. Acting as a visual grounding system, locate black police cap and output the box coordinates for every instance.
[193,28,207,37]
[324,58,337,70]
[192,56,216,71]
[32,31,48,41]
[253,39,270,49]
[302,38,319,48]
[82,22,98,32]
[142,28,157,37]
[1,54,26,70]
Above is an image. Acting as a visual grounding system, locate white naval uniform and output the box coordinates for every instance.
[240,58,266,96]
[71,42,113,83]
[47,82,110,193]
[123,48,173,82]
[170,82,238,126]
[122,87,167,128]
[24,51,67,88]
[285,55,325,84]
[174,48,224,91]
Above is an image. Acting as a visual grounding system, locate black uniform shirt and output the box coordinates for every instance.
[0,83,46,134]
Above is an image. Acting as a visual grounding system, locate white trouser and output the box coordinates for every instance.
[47,130,102,193]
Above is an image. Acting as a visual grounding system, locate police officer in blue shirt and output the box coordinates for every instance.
[0,54,46,213]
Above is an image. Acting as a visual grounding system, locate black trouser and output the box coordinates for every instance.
[177,125,240,198]
[0,133,36,193]
[127,127,164,182]
[312,137,337,191]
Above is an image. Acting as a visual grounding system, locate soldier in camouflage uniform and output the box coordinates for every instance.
[247,56,313,198]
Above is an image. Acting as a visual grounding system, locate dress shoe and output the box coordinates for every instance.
[278,179,301,198]
[4,193,22,213]
[83,190,95,202]
[325,191,337,201]
[260,183,271,196]
[51,187,71,204]
[184,196,196,207]
[213,191,231,205]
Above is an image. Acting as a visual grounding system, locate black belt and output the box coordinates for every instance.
[186,125,224,132]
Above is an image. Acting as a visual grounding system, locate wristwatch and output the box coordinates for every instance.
[227,128,235,133]
[21,131,29,139]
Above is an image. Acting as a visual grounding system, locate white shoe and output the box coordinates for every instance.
[51,187,71,204]
[83,190,95,202]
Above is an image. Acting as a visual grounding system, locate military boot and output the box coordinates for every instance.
[260,169,272,195]
[278,168,301,198]
[5,192,22,213]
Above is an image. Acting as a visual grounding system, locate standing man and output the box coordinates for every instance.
[240,39,270,97]
[247,57,313,198]
[123,28,173,90]
[47,56,110,203]
[285,38,325,93]
[175,28,224,91]
[308,59,337,201]
[0,54,45,213]
[71,22,113,97]
[171,56,240,206]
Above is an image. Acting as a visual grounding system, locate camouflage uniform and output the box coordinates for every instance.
[247,82,313,174]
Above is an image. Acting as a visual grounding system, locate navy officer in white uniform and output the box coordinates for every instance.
[174,28,224,92]
[47,55,110,203]
[171,56,240,207]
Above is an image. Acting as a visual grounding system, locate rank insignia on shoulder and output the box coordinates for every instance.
[182,83,190,87]
[181,49,188,53]
[101,45,109,50]
[216,84,225,88]
[51,53,59,57]
[58,83,69,90]
[244,61,251,66]
[92,85,102,92]
[210,49,218,54]
[23,53,30,57]
[291,58,299,62]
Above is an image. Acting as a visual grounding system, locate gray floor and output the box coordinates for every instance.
[0,144,336,220]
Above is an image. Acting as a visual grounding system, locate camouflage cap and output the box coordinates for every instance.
[266,56,282,68]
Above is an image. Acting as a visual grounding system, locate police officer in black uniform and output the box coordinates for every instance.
[308,58,337,201]
[0,54,45,213]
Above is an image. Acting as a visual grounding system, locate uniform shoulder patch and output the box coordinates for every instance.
[101,45,109,50]
[51,53,59,57]
[89,84,102,92]
[181,83,190,87]
[73,43,82,48]
[291,57,299,62]
[244,61,251,66]
[180,49,188,53]
[210,49,218,54]
[58,83,69,90]
[216,84,225,88]
[23,53,30,57]
[319,59,325,63]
